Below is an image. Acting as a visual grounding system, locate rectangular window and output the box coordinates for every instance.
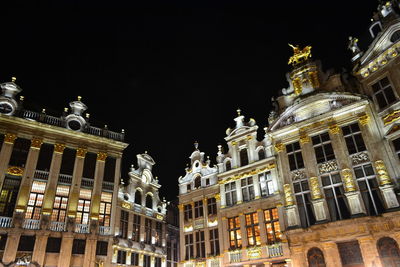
[392,137,400,160]
[184,204,192,221]
[321,173,351,221]
[9,138,30,167]
[293,179,315,228]
[371,76,397,110]
[194,200,203,218]
[184,234,194,260]
[120,210,129,239]
[45,237,61,253]
[155,221,163,246]
[76,188,91,224]
[245,212,260,246]
[225,181,237,206]
[132,214,141,242]
[209,228,220,256]
[259,172,274,197]
[0,176,21,217]
[241,177,255,202]
[337,241,364,266]
[228,216,242,249]
[155,257,162,267]
[72,239,86,254]
[99,192,112,227]
[25,181,46,220]
[36,143,54,171]
[195,231,205,258]
[286,142,304,170]
[264,208,282,244]
[145,218,152,244]
[207,198,217,215]
[96,241,108,256]
[17,235,35,252]
[131,252,139,266]
[312,132,335,163]
[143,255,151,267]
[342,123,366,155]
[117,250,127,264]
[51,185,69,222]
[354,163,385,216]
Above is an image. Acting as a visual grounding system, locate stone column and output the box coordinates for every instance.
[342,169,366,215]
[178,204,185,262]
[110,156,122,236]
[257,209,267,244]
[83,237,97,267]
[14,137,42,215]
[0,133,17,190]
[253,174,261,199]
[89,152,107,233]
[235,180,243,204]
[374,160,399,209]
[229,142,239,168]
[358,236,382,267]
[31,231,49,265]
[58,232,74,267]
[66,147,86,229]
[290,246,306,267]
[127,251,132,266]
[41,143,65,225]
[283,184,300,227]
[2,230,20,263]
[219,185,226,208]
[321,242,341,267]
[309,177,328,222]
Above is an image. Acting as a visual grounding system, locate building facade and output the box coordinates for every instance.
[113,153,168,267]
[0,79,128,266]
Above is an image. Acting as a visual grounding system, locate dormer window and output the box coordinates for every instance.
[134,191,142,205]
[145,195,153,209]
[225,161,232,171]
[240,148,249,166]
[391,30,400,43]
[194,177,201,189]
[371,77,397,110]
[258,149,265,160]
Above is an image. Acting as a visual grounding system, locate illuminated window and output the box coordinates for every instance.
[120,210,128,239]
[76,188,91,224]
[264,208,282,245]
[0,176,20,217]
[245,212,260,246]
[371,77,397,110]
[145,218,152,244]
[241,177,254,202]
[51,185,70,222]
[99,192,112,227]
[342,123,366,155]
[321,173,350,221]
[286,142,304,171]
[184,204,192,221]
[209,228,219,256]
[184,234,194,260]
[207,198,217,215]
[132,214,141,242]
[155,221,162,246]
[194,200,203,218]
[312,132,335,164]
[225,182,237,206]
[195,231,205,258]
[259,172,274,197]
[25,181,46,220]
[228,216,242,249]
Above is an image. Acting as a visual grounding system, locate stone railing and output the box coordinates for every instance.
[34,170,49,180]
[49,221,65,232]
[99,226,112,235]
[229,249,242,263]
[23,219,40,230]
[81,177,94,188]
[0,217,12,228]
[75,223,89,234]
[267,243,283,258]
[58,173,72,184]
[102,181,114,192]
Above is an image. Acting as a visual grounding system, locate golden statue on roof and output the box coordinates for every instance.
[288,44,312,65]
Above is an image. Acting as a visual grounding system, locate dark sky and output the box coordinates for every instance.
[0,0,378,200]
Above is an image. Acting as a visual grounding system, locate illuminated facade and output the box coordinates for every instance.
[113,153,168,267]
[0,79,127,267]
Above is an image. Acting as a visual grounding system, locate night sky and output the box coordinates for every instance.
[0,0,378,200]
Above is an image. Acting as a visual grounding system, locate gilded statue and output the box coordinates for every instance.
[288,44,312,65]
[375,160,392,185]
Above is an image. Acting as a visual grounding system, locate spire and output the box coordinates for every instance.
[194,141,199,151]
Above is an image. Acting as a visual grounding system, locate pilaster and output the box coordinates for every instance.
[0,133,17,191]
[238,213,248,248]
[358,236,383,267]
[83,237,97,267]
[290,246,306,267]
[321,241,341,267]
[253,174,261,199]
[31,231,49,265]
[89,152,107,233]
[58,232,74,267]
[235,179,243,204]
[219,185,226,208]
[110,156,122,236]
[257,209,267,244]
[2,230,20,263]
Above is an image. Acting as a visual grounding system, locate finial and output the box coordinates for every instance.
[218,144,222,152]
[77,96,82,101]
[85,113,90,119]
[237,108,241,116]
[11,77,16,82]
[207,155,210,159]
[42,109,46,113]
[194,141,199,150]
[121,129,125,133]
[145,150,148,154]
[19,96,24,101]
[64,107,68,112]
[104,124,108,129]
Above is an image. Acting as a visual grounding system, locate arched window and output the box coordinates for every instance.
[225,161,231,171]
[308,247,326,267]
[240,149,248,166]
[145,194,153,209]
[377,237,400,267]
[258,149,265,160]
[135,190,142,205]
[194,176,201,188]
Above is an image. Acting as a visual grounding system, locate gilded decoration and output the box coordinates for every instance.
[318,159,338,174]
[247,246,262,259]
[309,177,322,199]
[358,114,370,126]
[299,133,310,144]
[291,169,306,181]
[351,151,370,165]
[76,147,87,158]
[274,143,284,153]
[7,166,23,176]
[121,202,131,210]
[97,152,107,161]
[375,160,392,185]
[328,124,341,135]
[292,77,302,95]
[178,204,184,211]
[283,184,294,206]
[341,169,356,192]
[30,137,43,149]
[383,110,400,125]
[4,133,17,144]
[214,193,221,201]
[54,143,66,154]
[218,166,274,185]
[288,44,312,66]
[309,70,320,88]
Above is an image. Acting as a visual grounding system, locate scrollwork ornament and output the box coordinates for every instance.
[30,137,43,149]
[54,143,66,154]
[341,169,356,192]
[274,143,285,153]
[328,124,341,135]
[359,114,370,126]
[375,160,392,185]
[76,147,87,158]
[299,133,310,144]
[309,177,322,199]
[4,133,17,144]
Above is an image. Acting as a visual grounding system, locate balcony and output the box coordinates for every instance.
[49,221,65,232]
[102,181,114,192]
[81,177,94,188]
[99,226,111,235]
[229,249,242,263]
[267,243,283,258]
[58,173,72,184]
[34,170,49,180]
[75,223,89,233]
[0,217,12,228]
[23,219,40,230]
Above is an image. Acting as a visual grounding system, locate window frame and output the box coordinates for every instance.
[264,208,282,245]
[225,181,237,206]
[286,141,305,171]
[312,132,336,164]
[241,177,255,202]
[245,212,261,246]
[371,76,397,110]
[228,216,242,249]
